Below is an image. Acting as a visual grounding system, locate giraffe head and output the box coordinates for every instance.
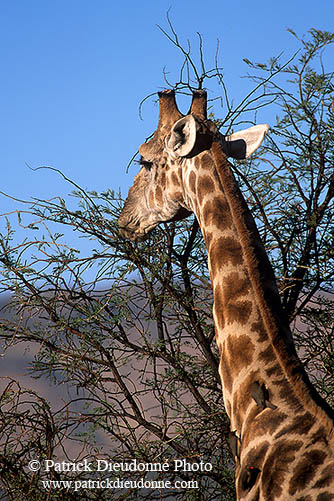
[118,89,268,240]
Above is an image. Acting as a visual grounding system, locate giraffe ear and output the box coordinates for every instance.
[165,115,197,157]
[222,124,269,159]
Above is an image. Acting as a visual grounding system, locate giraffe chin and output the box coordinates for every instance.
[119,226,154,242]
[119,211,191,241]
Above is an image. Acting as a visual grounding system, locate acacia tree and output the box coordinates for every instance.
[0,28,333,501]
[236,28,334,399]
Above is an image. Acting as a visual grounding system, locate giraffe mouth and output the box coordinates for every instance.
[119,226,144,241]
[118,213,148,241]
[118,224,154,242]
[118,210,192,242]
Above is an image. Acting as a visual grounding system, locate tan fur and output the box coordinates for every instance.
[119,90,334,499]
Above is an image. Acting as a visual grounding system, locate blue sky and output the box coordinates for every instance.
[1,0,333,222]
[0,0,333,409]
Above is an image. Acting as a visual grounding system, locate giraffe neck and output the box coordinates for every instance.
[183,141,334,436]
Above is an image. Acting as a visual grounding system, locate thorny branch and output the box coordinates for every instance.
[1,26,334,501]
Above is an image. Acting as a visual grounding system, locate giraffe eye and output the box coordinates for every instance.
[139,157,153,170]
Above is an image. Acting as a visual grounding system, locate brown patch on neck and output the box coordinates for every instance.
[202,198,233,234]
[214,273,252,326]
[209,236,243,272]
[196,175,215,205]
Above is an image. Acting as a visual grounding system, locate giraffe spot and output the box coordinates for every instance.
[160,171,166,188]
[313,462,334,489]
[223,272,251,301]
[189,171,196,193]
[224,334,255,378]
[197,175,215,205]
[262,439,303,499]
[316,494,334,501]
[251,319,267,343]
[296,497,312,501]
[289,449,327,495]
[226,300,252,326]
[215,272,252,326]
[202,200,214,226]
[278,383,302,410]
[275,412,316,439]
[271,377,302,410]
[212,198,233,228]
[265,363,282,378]
[173,191,183,202]
[202,197,233,230]
[171,172,180,186]
[149,190,155,206]
[311,427,328,446]
[258,344,276,363]
[201,152,214,170]
[258,409,288,434]
[209,236,243,274]
[155,186,163,204]
[249,441,270,460]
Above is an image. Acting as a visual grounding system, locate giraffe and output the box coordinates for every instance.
[118,89,334,500]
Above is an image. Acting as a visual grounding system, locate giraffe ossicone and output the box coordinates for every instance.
[118,89,334,500]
